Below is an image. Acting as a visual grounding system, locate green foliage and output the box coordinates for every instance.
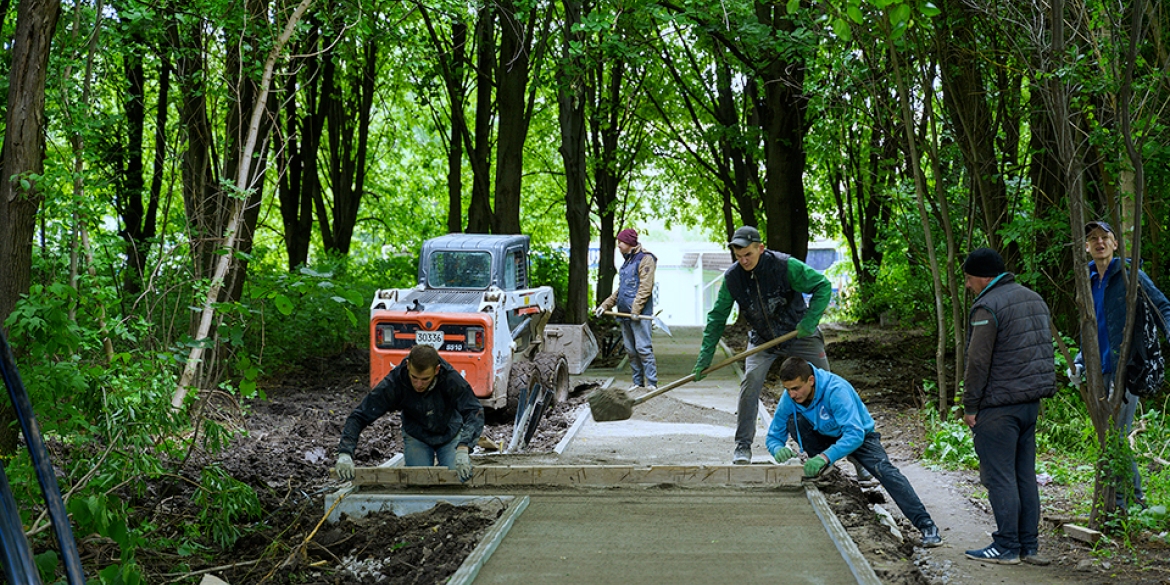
[531,244,571,317]
[192,465,262,549]
[240,254,386,372]
[920,402,979,470]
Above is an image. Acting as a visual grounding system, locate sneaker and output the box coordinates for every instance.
[965,544,1020,565]
[627,384,643,392]
[919,524,942,548]
[732,445,751,465]
[1020,549,1051,566]
[644,385,658,392]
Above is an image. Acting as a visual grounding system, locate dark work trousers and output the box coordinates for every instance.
[970,401,1040,554]
[785,412,933,531]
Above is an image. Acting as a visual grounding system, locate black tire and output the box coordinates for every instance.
[533,352,570,405]
[505,361,539,418]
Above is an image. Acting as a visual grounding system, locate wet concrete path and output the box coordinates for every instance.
[468,326,871,584]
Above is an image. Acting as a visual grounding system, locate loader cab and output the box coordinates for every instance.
[419,234,530,292]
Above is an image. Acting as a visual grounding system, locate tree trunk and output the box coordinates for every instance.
[173,0,315,409]
[938,0,1019,267]
[0,0,61,455]
[888,31,949,413]
[492,0,530,235]
[753,2,808,259]
[559,0,589,324]
[323,40,376,254]
[466,8,495,234]
[172,16,221,285]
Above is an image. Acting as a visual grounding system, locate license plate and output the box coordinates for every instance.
[415,330,444,348]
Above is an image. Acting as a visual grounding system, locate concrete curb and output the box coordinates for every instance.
[447,495,530,585]
[806,484,882,585]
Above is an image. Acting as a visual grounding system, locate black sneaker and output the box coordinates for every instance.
[732,445,751,465]
[920,524,942,548]
[965,544,1020,565]
[1020,549,1051,566]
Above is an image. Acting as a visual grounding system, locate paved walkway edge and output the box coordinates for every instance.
[806,485,882,585]
[447,495,530,585]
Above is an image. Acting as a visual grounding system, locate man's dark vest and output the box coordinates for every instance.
[724,249,806,344]
[617,249,654,315]
[966,274,1056,407]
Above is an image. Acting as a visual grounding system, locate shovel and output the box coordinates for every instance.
[589,330,799,422]
[603,311,672,337]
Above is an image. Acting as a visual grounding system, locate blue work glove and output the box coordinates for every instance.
[335,453,355,481]
[455,449,473,482]
[772,447,795,463]
[804,454,829,477]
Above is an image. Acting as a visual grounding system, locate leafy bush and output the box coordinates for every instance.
[531,244,571,317]
[920,403,979,470]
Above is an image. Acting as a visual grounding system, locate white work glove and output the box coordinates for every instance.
[335,453,355,481]
[1067,363,1085,386]
[455,449,473,482]
[593,306,606,318]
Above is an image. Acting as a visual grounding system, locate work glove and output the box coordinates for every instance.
[772,447,795,463]
[455,449,473,482]
[692,355,712,382]
[1066,363,1085,386]
[796,322,815,338]
[335,453,355,481]
[803,454,829,477]
[593,306,606,318]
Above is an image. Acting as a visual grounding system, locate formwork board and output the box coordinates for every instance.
[471,491,861,585]
[347,463,804,487]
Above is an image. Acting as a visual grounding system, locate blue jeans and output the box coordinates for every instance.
[784,412,933,531]
[621,317,657,387]
[738,330,830,447]
[971,401,1040,554]
[403,432,460,469]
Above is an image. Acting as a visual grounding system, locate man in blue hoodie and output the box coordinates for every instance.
[766,357,942,548]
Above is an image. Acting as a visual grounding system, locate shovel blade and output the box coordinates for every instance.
[653,317,672,337]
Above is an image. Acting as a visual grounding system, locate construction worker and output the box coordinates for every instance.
[768,357,943,548]
[336,344,484,482]
[691,226,833,465]
[595,228,659,392]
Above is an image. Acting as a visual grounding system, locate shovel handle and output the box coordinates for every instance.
[632,330,800,406]
[603,311,653,321]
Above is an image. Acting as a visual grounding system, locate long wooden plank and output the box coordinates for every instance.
[345,464,804,487]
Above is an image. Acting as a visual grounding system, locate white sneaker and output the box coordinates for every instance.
[644,385,658,392]
[627,384,643,392]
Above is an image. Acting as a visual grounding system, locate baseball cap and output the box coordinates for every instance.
[728,226,762,248]
[1085,220,1113,236]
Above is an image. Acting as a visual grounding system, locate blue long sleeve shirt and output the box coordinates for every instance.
[765,365,875,464]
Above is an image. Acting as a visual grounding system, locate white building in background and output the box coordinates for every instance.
[593,238,847,327]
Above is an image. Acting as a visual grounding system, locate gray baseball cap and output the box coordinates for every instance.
[728,226,762,248]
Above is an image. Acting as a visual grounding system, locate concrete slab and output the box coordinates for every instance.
[472,491,863,585]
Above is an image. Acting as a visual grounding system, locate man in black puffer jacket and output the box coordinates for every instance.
[961,248,1055,567]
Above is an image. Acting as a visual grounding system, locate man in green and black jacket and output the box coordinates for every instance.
[692,226,832,465]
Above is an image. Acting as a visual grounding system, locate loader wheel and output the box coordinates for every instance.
[534,352,570,405]
[505,361,540,418]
